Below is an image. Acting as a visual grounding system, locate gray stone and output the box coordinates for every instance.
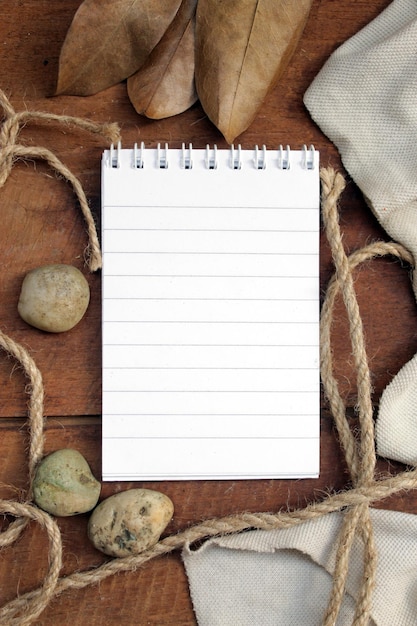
[33,448,101,516]
[88,489,174,557]
[18,264,90,332]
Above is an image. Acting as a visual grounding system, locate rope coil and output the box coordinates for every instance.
[0,92,416,624]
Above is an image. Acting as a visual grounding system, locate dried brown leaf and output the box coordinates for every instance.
[127,0,197,119]
[56,0,182,96]
[195,0,313,143]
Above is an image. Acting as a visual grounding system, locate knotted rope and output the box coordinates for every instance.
[0,97,416,624]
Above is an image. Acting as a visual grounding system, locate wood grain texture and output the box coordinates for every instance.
[0,1,415,624]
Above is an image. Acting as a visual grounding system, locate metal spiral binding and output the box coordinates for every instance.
[133,142,145,168]
[205,144,218,169]
[109,141,121,168]
[181,143,193,169]
[157,143,169,169]
[108,142,316,171]
[302,144,315,170]
[231,144,242,170]
[278,145,291,170]
[255,145,267,170]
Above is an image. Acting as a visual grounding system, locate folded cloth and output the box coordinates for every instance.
[304,0,417,467]
[183,509,417,626]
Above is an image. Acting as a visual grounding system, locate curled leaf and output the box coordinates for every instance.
[195,0,313,143]
[127,0,197,119]
[56,0,182,96]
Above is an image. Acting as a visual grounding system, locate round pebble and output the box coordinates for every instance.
[33,449,101,517]
[18,264,90,332]
[88,489,174,557]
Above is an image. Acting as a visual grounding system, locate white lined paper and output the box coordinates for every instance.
[101,146,320,480]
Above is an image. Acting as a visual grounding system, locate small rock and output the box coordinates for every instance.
[88,489,174,557]
[18,264,90,332]
[33,449,101,517]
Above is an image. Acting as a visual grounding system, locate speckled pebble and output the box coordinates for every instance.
[33,449,101,517]
[18,264,90,332]
[88,489,174,557]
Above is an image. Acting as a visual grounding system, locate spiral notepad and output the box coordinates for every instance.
[101,143,320,480]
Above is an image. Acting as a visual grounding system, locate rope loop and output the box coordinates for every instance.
[0,501,62,626]
[0,90,120,271]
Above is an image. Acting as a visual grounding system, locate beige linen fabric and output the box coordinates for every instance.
[376,354,417,465]
[304,0,417,467]
[183,508,417,626]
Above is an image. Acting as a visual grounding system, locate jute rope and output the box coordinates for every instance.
[0,89,120,271]
[0,95,416,623]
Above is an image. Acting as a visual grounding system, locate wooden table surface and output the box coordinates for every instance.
[1,1,416,624]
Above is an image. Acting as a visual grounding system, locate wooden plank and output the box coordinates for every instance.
[0,1,414,624]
